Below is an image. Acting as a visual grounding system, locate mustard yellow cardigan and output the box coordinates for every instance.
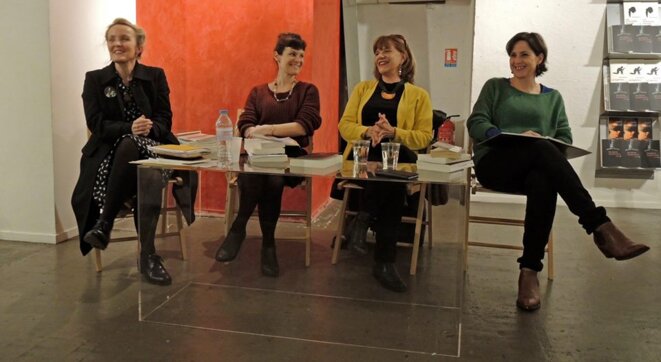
[338,79,433,159]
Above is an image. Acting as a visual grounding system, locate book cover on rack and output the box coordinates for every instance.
[653,26,661,53]
[601,119,625,167]
[622,139,643,167]
[631,82,650,110]
[612,25,634,53]
[476,132,590,159]
[637,119,660,167]
[633,25,653,53]
[609,62,631,111]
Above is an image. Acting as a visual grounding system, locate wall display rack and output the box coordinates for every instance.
[600,0,661,179]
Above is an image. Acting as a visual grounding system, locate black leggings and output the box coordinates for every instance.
[475,139,610,271]
[230,174,289,247]
[100,137,163,255]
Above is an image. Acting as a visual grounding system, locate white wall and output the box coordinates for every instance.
[0,0,136,244]
[0,0,56,243]
[471,0,661,209]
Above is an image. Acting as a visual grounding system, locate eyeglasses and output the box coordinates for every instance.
[639,127,652,133]
[625,126,637,132]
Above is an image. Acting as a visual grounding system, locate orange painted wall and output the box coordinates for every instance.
[137,0,340,214]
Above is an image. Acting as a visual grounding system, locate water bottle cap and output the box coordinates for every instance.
[219,109,229,114]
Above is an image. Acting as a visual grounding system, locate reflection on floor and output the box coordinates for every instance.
[0,201,659,361]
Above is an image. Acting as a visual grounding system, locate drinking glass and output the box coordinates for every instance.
[381,142,400,170]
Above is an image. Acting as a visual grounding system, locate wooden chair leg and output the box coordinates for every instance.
[409,183,427,275]
[224,173,237,237]
[546,231,554,281]
[160,188,168,236]
[175,205,187,260]
[305,177,312,267]
[94,249,102,272]
[332,187,351,264]
[427,184,433,249]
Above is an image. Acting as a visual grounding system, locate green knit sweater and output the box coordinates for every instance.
[467,78,572,164]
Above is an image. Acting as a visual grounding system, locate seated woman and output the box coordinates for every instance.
[467,32,650,311]
[338,34,432,292]
[71,18,195,286]
[214,33,321,277]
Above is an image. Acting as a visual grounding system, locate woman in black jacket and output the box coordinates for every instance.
[71,18,194,285]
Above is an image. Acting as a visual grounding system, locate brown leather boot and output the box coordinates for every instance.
[516,268,541,311]
[593,222,650,260]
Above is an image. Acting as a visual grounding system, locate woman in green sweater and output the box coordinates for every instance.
[467,32,649,311]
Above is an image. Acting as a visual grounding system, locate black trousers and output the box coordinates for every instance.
[230,174,302,246]
[475,139,610,272]
[360,181,407,263]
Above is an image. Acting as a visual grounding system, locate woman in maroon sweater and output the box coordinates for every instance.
[214,33,322,277]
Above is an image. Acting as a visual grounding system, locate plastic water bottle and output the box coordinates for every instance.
[215,109,233,167]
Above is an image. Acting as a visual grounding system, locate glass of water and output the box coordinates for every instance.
[381,142,400,170]
[352,140,370,165]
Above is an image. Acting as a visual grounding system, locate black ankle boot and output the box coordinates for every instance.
[215,229,246,262]
[139,254,172,286]
[261,246,279,277]
[347,212,370,256]
[372,262,407,292]
[83,219,113,250]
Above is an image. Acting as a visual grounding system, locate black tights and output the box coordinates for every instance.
[100,137,163,255]
[230,174,287,247]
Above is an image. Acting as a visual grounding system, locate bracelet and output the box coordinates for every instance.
[271,124,276,136]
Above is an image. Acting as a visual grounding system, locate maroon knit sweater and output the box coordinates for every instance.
[237,81,322,148]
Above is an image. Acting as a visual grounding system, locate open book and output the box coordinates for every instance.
[476,132,590,159]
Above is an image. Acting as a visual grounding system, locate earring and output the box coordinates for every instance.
[398,66,402,76]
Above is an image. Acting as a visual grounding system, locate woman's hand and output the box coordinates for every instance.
[521,130,542,137]
[245,125,273,138]
[371,113,396,145]
[131,115,152,136]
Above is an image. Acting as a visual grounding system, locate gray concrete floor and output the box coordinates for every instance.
[0,201,659,361]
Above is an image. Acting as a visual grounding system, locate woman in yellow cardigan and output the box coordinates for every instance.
[338,34,432,292]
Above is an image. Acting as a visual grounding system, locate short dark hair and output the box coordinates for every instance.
[372,34,416,83]
[506,32,548,76]
[274,33,306,54]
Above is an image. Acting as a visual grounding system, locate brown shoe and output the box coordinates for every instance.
[516,268,541,311]
[593,222,650,260]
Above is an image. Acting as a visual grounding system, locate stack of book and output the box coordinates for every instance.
[416,153,473,173]
[177,131,217,156]
[148,144,210,159]
[244,138,288,167]
[289,153,343,175]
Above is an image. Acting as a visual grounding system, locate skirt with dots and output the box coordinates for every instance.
[92,134,171,212]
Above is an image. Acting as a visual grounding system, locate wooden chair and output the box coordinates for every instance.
[464,139,554,280]
[224,108,313,266]
[93,177,188,272]
[331,179,432,275]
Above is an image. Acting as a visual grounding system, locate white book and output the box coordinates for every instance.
[416,159,474,173]
[418,153,471,165]
[289,153,342,168]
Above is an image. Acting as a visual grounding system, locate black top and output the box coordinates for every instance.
[360,80,405,159]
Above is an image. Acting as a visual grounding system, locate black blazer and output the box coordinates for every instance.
[71,62,195,255]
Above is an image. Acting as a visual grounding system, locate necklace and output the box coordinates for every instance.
[378,79,404,100]
[272,80,297,102]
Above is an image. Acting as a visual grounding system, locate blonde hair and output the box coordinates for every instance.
[105,18,146,59]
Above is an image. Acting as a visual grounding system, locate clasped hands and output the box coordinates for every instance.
[365,113,395,146]
[131,115,153,136]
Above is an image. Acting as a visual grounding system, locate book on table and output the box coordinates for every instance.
[476,132,590,159]
[248,153,289,168]
[423,151,471,164]
[416,158,474,172]
[148,144,210,159]
[244,138,285,154]
[289,153,342,168]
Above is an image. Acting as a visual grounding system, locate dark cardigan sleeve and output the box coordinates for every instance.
[237,87,260,137]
